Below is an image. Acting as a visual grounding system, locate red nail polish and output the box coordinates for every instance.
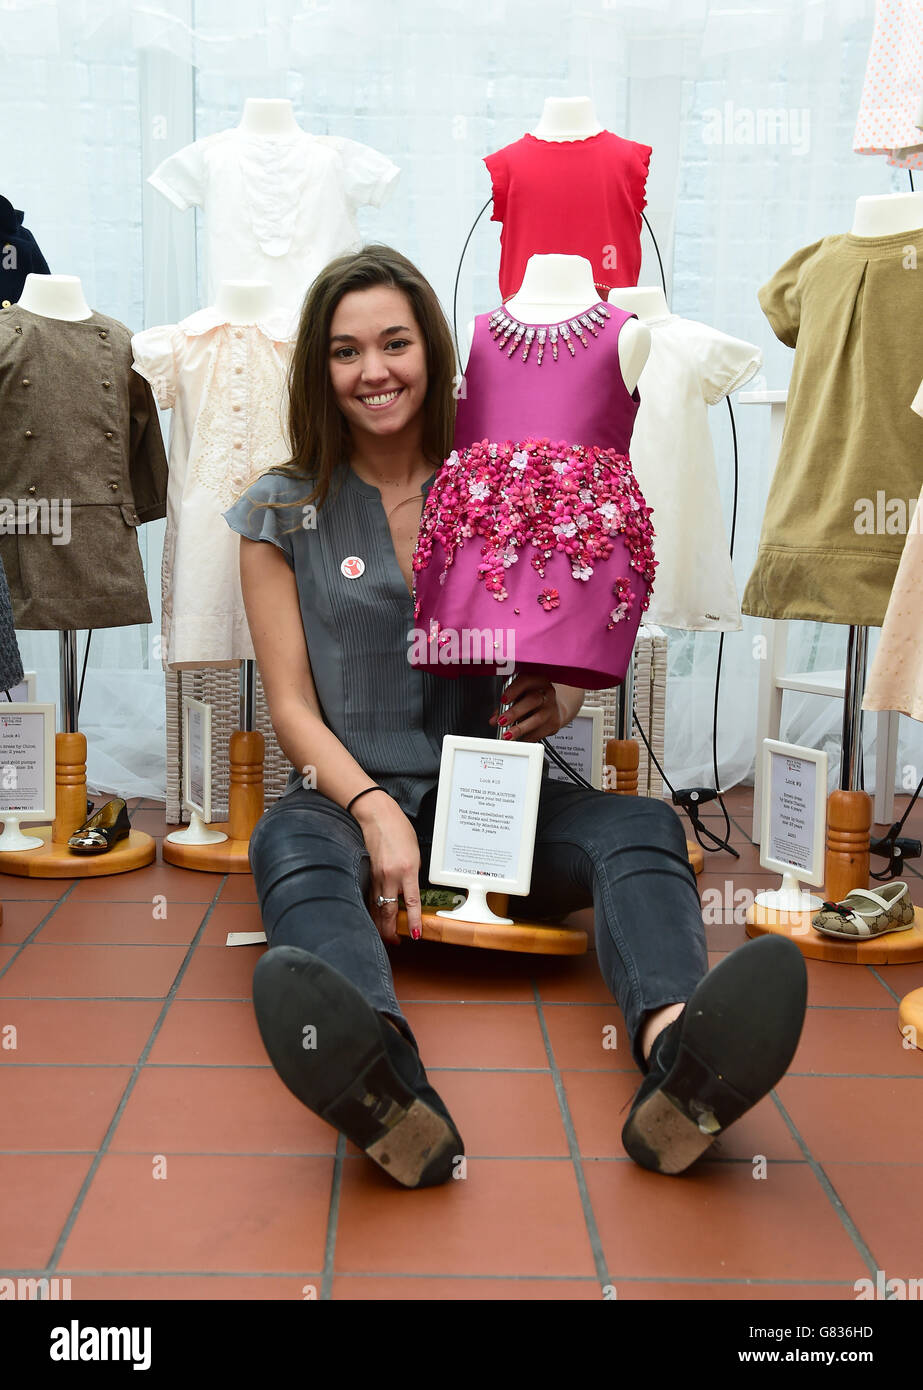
[498,715,508,725]
[411,927,422,941]
[502,730,513,740]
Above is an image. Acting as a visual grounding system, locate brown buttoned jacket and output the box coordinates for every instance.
[0,304,168,629]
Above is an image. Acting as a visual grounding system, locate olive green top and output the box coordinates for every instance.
[741,227,923,627]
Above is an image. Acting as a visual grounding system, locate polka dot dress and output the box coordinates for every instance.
[853,0,923,170]
[863,383,923,724]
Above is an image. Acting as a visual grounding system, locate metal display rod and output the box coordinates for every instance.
[239,658,256,732]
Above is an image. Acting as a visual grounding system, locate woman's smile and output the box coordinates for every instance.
[357,387,405,410]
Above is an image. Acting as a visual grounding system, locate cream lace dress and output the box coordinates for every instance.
[131,307,295,667]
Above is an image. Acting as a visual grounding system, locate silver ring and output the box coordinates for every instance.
[376,895,399,907]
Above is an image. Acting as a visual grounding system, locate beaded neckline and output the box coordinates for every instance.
[487,302,612,365]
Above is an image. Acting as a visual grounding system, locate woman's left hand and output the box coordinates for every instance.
[488,674,563,742]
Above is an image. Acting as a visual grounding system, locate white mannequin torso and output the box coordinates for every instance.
[16,273,92,321]
[850,192,923,236]
[606,285,671,322]
[531,96,604,141]
[237,98,300,137]
[214,279,275,324]
[466,254,651,392]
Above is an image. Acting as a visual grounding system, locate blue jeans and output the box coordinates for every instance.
[247,777,708,1072]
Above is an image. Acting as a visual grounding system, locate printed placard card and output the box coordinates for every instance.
[546,705,603,788]
[429,735,545,902]
[6,672,37,704]
[0,702,55,817]
[182,697,213,822]
[759,739,828,896]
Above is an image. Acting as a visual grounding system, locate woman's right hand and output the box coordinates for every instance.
[352,792,423,944]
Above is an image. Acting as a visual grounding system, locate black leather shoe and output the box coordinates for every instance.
[68,798,130,854]
[622,935,807,1175]
[252,946,464,1188]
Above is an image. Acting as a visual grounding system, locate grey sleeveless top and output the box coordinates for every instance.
[223,465,505,818]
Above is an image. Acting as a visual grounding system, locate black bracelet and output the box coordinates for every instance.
[346,785,385,815]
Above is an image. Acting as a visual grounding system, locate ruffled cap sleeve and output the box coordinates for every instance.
[222,469,316,571]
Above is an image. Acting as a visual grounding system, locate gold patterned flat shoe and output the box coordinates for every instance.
[812,881,915,939]
[68,798,131,854]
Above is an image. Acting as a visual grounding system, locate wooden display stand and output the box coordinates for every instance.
[608,736,640,795]
[745,619,923,962]
[394,733,704,955]
[823,788,872,905]
[746,899,923,963]
[162,730,264,872]
[898,988,923,1050]
[746,785,923,963]
[0,732,155,878]
[396,891,588,954]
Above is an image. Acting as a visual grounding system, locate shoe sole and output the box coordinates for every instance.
[623,936,807,1176]
[252,947,460,1188]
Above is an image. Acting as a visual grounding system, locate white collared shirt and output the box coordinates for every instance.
[149,128,400,307]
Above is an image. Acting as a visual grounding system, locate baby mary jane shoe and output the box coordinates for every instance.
[812,881,915,940]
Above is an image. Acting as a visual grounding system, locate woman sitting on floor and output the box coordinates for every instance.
[223,244,807,1188]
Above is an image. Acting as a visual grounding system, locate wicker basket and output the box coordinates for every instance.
[581,625,667,795]
[165,666,292,824]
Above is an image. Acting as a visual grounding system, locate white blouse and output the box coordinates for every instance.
[131,307,296,668]
[628,314,762,632]
[148,128,400,309]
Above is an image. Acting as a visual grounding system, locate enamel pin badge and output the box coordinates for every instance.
[340,556,365,579]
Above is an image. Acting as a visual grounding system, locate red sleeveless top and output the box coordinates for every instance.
[484,130,652,301]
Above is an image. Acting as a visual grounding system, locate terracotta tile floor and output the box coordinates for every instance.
[1,784,921,1302]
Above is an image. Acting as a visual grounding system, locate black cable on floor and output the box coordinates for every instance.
[870,769,923,881]
[632,709,739,856]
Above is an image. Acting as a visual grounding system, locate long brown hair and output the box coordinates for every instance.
[256,244,457,518]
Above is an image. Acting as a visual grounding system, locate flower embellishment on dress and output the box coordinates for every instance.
[488,304,612,365]
[608,576,637,629]
[411,438,657,632]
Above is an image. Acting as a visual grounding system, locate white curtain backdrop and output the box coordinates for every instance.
[1,0,921,807]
